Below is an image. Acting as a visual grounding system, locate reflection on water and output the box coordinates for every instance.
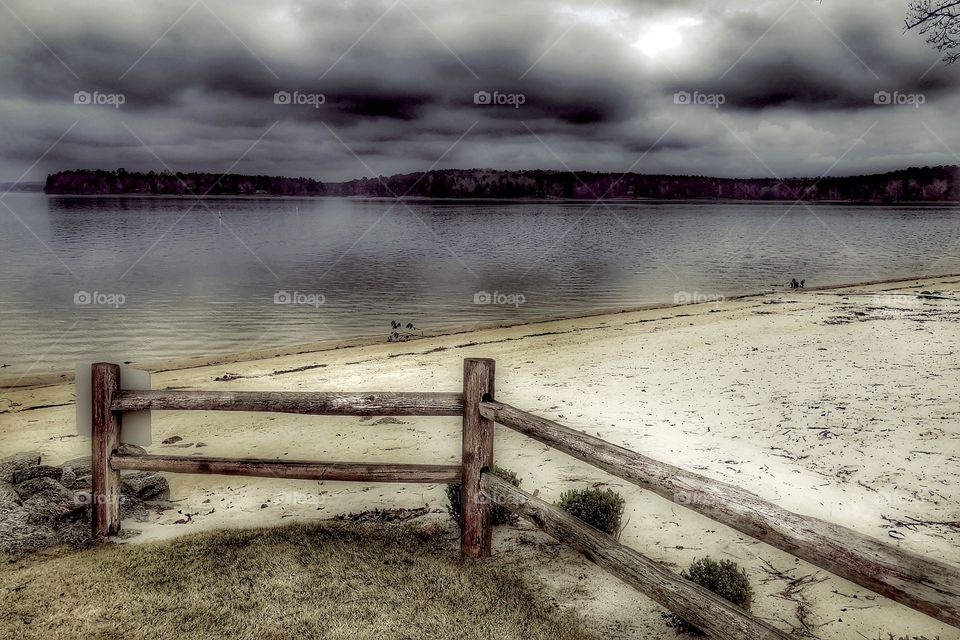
[0,193,958,375]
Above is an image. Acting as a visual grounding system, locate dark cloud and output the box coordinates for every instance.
[0,0,958,182]
[661,2,957,110]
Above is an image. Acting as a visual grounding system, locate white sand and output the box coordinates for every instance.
[1,275,958,639]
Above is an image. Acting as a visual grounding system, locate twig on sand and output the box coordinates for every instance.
[760,559,828,638]
[881,515,960,532]
[768,447,810,461]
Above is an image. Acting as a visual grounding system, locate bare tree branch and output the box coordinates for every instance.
[906,0,960,64]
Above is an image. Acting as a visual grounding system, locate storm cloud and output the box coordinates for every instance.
[0,0,957,182]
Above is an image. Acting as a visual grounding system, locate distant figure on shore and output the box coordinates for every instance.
[800,279,805,288]
[790,278,799,289]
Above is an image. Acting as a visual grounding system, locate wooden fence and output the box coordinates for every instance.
[89,358,960,639]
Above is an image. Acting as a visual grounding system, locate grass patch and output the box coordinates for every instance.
[0,521,597,640]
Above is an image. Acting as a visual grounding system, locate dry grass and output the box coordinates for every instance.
[0,521,599,640]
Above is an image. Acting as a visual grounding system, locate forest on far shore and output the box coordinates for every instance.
[44,165,960,201]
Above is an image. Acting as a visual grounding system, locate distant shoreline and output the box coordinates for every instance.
[20,193,960,205]
[41,166,960,201]
[3,271,957,390]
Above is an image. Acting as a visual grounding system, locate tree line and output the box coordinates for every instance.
[45,166,960,201]
[45,169,325,196]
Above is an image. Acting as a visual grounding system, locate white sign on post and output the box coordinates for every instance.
[75,361,152,446]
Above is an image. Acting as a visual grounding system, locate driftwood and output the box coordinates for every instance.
[479,400,960,629]
[481,473,795,640]
[112,390,463,416]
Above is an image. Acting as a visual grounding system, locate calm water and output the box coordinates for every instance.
[1,194,958,377]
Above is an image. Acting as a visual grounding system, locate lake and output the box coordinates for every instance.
[1,194,958,377]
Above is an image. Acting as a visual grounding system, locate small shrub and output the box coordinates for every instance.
[669,557,754,635]
[555,487,625,537]
[446,465,520,528]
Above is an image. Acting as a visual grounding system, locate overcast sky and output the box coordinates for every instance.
[0,0,957,182]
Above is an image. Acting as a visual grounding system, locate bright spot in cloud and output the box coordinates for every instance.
[634,16,702,58]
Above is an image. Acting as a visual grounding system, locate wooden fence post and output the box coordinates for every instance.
[92,362,122,537]
[461,358,495,558]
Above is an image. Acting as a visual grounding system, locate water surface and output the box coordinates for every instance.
[1,194,958,376]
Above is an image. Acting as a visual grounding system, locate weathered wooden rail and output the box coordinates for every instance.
[478,400,960,628]
[111,454,461,483]
[482,474,794,640]
[88,358,960,637]
[112,389,464,415]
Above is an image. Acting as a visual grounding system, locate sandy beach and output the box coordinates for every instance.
[2,275,958,639]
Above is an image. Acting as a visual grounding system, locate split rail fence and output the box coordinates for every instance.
[89,359,960,639]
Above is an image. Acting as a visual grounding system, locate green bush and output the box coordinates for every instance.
[669,557,754,635]
[446,465,520,528]
[555,487,625,537]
